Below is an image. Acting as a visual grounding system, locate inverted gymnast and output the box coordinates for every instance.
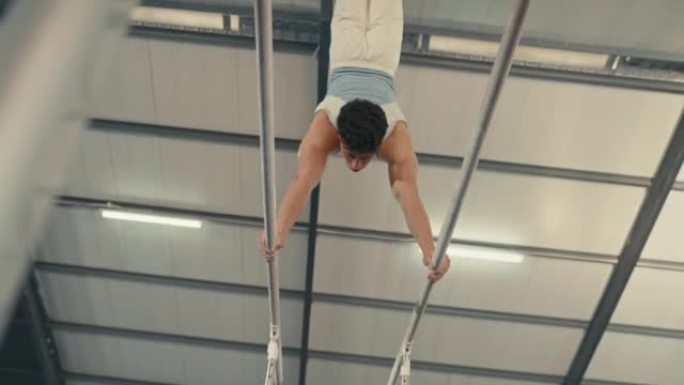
[258,0,451,282]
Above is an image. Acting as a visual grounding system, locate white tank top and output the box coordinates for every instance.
[315,67,406,141]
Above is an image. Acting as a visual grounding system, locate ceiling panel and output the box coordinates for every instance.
[91,33,684,176]
[136,1,684,60]
[397,64,683,177]
[64,129,306,220]
[88,37,155,124]
[319,157,644,255]
[587,332,684,385]
[54,328,300,385]
[309,302,582,375]
[405,0,684,60]
[307,358,549,385]
[643,190,684,263]
[38,271,303,348]
[314,233,611,320]
[39,206,307,290]
[90,37,315,140]
[612,267,684,330]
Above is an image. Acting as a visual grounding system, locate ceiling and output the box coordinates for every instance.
[2,1,684,385]
[148,0,684,60]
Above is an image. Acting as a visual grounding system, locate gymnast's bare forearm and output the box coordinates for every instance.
[276,147,327,243]
[393,180,435,260]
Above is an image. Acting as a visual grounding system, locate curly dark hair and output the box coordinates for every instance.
[337,99,388,154]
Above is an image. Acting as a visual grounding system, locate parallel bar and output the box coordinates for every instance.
[89,118,669,190]
[253,0,283,382]
[563,109,684,384]
[55,195,684,272]
[22,273,63,385]
[0,0,135,337]
[387,1,529,383]
[298,1,332,383]
[36,260,684,341]
[50,322,644,385]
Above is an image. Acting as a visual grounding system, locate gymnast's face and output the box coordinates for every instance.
[340,142,374,172]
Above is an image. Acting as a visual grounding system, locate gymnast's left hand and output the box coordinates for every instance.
[427,254,451,282]
[258,230,287,261]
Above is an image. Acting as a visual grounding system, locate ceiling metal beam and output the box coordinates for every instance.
[89,118,673,191]
[22,271,64,385]
[298,2,331,385]
[54,194,684,272]
[48,321,646,385]
[36,261,684,341]
[64,372,177,385]
[563,109,684,385]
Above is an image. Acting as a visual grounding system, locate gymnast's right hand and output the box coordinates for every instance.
[258,230,286,261]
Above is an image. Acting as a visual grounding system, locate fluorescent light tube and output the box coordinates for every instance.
[229,14,241,32]
[130,6,224,30]
[101,209,202,229]
[447,245,524,263]
[429,35,609,70]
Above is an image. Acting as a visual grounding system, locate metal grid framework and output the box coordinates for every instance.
[3,1,684,385]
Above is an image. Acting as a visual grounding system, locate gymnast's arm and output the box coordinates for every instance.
[258,112,338,258]
[379,123,450,281]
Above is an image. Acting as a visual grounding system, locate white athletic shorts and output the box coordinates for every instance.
[329,0,404,77]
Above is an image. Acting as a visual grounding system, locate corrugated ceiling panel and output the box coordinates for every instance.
[90,38,315,140]
[307,358,549,385]
[38,271,303,348]
[405,0,684,60]
[91,36,684,176]
[309,302,582,375]
[55,328,300,385]
[64,129,306,220]
[314,233,611,320]
[319,157,644,255]
[587,331,684,385]
[612,267,684,330]
[39,206,307,290]
[396,64,683,177]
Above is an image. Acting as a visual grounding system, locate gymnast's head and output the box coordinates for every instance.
[337,99,388,172]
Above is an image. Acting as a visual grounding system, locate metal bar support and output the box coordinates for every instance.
[386,1,530,383]
[298,1,332,384]
[562,109,684,384]
[253,0,283,383]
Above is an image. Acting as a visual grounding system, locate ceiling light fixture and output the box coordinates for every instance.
[429,35,609,70]
[447,245,524,263]
[129,6,224,30]
[101,209,202,229]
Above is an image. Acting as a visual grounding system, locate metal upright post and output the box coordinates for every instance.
[253,0,282,384]
[386,1,530,384]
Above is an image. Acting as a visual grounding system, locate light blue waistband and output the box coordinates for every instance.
[327,66,396,105]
